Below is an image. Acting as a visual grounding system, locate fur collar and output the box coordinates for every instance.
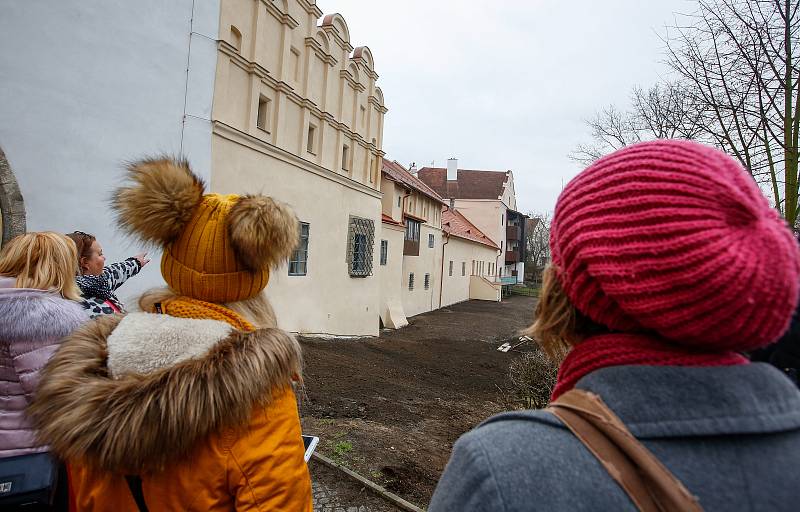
[28,313,302,472]
[0,276,88,341]
[106,313,234,377]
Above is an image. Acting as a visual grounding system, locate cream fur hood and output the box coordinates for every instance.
[28,313,302,472]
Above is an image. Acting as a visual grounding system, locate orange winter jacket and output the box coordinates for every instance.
[29,313,313,512]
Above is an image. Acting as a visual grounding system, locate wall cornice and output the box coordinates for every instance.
[213,121,382,199]
[298,0,323,17]
[262,0,300,29]
[304,37,337,66]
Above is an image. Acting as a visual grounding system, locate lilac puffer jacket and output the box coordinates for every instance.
[0,276,88,458]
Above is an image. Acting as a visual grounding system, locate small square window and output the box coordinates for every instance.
[380,240,388,265]
[290,48,301,82]
[256,96,270,132]
[408,272,415,291]
[424,273,430,290]
[306,124,316,154]
[342,144,350,171]
[428,233,434,248]
[288,222,309,275]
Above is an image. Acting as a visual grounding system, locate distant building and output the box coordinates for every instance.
[418,159,527,284]
[379,160,500,328]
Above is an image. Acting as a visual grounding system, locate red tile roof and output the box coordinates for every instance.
[381,213,402,225]
[382,159,447,205]
[442,208,500,250]
[417,167,510,200]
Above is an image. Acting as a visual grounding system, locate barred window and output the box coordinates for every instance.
[347,216,374,277]
[288,222,309,276]
[409,272,415,290]
[428,233,434,248]
[424,273,430,290]
[449,260,453,276]
[380,240,388,265]
[462,261,466,276]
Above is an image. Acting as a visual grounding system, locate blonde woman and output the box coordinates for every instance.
[0,232,88,507]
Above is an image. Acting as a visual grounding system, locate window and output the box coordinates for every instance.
[462,262,466,276]
[230,26,242,52]
[306,124,316,154]
[428,233,434,248]
[472,260,475,275]
[501,240,504,251]
[449,260,453,276]
[405,218,420,242]
[502,214,505,226]
[380,240,388,265]
[342,144,350,170]
[288,223,309,275]
[408,272,415,290]
[424,273,430,290]
[360,105,366,126]
[347,216,374,277]
[256,96,270,131]
[397,195,401,207]
[290,48,301,82]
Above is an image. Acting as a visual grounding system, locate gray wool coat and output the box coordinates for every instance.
[429,363,800,511]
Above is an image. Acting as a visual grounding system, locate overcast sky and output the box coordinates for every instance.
[327,0,692,214]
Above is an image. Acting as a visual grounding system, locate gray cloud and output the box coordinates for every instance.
[327,0,689,213]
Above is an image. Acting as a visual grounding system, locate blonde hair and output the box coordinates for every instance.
[526,265,606,362]
[138,288,278,329]
[0,232,82,301]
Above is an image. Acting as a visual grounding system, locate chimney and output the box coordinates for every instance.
[447,157,458,181]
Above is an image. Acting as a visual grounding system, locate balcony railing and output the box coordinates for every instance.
[506,225,521,241]
[505,250,520,263]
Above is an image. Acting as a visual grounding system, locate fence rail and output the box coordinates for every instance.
[509,285,539,297]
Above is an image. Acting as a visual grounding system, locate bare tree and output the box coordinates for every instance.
[525,213,551,283]
[570,82,705,165]
[665,0,800,225]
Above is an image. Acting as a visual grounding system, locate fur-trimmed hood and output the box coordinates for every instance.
[0,276,88,341]
[28,312,302,473]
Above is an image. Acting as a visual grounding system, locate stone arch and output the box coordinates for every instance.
[348,62,359,82]
[321,13,351,44]
[315,30,330,53]
[0,146,26,246]
[374,87,385,106]
[352,46,374,71]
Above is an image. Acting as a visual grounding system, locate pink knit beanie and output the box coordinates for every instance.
[552,140,800,351]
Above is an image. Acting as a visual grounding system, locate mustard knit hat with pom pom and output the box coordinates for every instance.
[111,157,299,303]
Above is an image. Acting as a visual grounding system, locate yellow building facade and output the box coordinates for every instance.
[210,0,388,336]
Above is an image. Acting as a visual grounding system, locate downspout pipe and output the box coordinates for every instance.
[439,232,450,308]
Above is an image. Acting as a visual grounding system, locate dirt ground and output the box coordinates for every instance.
[299,295,538,508]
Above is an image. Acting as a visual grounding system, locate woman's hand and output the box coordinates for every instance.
[134,252,151,268]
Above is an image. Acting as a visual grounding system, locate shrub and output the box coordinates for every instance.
[505,349,557,409]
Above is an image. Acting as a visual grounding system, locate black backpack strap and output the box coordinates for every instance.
[125,475,149,512]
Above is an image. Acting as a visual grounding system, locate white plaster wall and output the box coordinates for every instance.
[378,224,406,327]
[0,0,220,303]
[401,224,443,318]
[452,200,505,248]
[211,133,383,336]
[441,236,499,307]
